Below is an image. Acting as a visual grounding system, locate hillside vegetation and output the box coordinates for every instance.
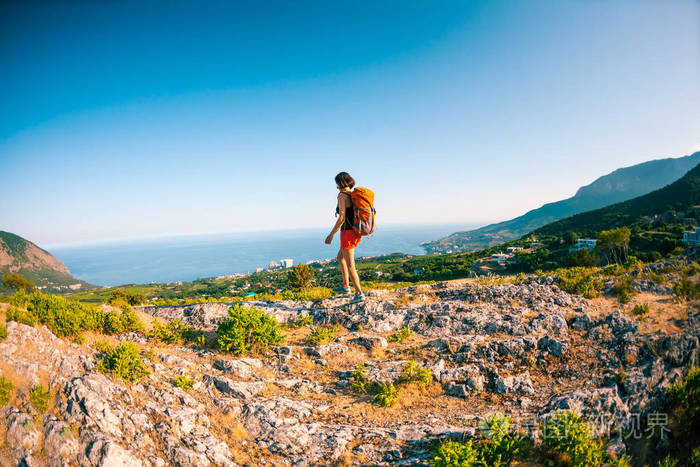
[423,151,700,253]
[535,162,700,236]
[0,231,94,294]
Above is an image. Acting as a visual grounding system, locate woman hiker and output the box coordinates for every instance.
[325,171,366,303]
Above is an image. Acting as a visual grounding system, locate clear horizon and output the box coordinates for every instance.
[41,220,480,250]
[47,222,477,286]
[2,1,699,246]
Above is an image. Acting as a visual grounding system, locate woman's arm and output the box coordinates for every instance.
[325,194,347,244]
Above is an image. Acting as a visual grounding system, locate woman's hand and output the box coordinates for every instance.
[324,233,334,244]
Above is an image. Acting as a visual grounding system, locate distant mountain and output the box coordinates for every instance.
[533,161,700,236]
[0,231,94,293]
[422,151,700,253]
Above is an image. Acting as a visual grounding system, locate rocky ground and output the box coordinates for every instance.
[0,273,698,466]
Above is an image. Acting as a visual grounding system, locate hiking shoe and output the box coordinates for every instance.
[333,286,351,295]
[349,293,366,304]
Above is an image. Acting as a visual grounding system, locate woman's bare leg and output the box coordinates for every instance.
[343,248,363,294]
[337,250,350,288]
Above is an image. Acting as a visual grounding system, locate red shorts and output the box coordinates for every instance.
[340,229,362,250]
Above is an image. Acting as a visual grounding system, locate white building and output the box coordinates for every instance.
[268,260,279,269]
[571,238,597,252]
[683,226,700,246]
[280,258,294,268]
[506,247,523,254]
[255,267,264,273]
[489,253,510,264]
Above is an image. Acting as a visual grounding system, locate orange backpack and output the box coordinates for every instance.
[349,187,376,236]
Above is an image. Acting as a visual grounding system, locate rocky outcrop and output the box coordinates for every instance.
[2,278,699,466]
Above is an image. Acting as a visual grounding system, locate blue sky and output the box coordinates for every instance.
[1,0,699,247]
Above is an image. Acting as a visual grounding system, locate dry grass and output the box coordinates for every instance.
[393,293,411,308]
[209,410,286,465]
[336,438,368,466]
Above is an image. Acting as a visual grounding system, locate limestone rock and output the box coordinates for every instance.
[203,375,264,399]
[494,372,535,395]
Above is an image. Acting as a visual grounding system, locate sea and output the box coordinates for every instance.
[49,223,475,287]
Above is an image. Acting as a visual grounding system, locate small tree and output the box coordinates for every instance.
[2,273,34,292]
[288,264,314,290]
[108,289,146,306]
[563,232,579,246]
[596,227,631,265]
[565,249,598,267]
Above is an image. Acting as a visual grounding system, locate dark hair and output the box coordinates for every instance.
[334,172,355,189]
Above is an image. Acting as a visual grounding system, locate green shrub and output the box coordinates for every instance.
[609,454,633,467]
[7,290,108,340]
[79,307,107,332]
[29,385,50,413]
[103,305,144,335]
[307,326,337,346]
[0,322,7,341]
[480,435,525,466]
[4,305,37,326]
[2,273,34,292]
[149,318,199,345]
[216,304,284,355]
[351,363,374,394]
[540,410,604,467]
[612,276,635,304]
[0,377,13,407]
[684,262,700,277]
[648,271,667,285]
[673,278,699,301]
[631,303,650,319]
[690,448,700,466]
[292,287,332,301]
[666,367,700,446]
[429,414,529,466]
[388,327,413,343]
[557,268,603,298]
[91,338,113,354]
[399,360,432,387]
[96,341,151,382]
[478,412,526,465]
[566,249,599,268]
[657,455,679,467]
[602,264,623,276]
[624,256,642,270]
[671,247,685,256]
[429,440,481,467]
[107,289,147,306]
[374,381,400,407]
[479,412,511,441]
[288,264,314,290]
[289,315,313,328]
[173,374,195,391]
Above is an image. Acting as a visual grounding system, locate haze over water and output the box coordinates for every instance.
[50,223,472,286]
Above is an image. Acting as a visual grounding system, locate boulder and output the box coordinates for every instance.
[304,343,350,358]
[85,437,145,467]
[538,336,568,357]
[213,358,263,379]
[345,334,389,351]
[203,375,264,399]
[42,417,80,467]
[494,372,535,395]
